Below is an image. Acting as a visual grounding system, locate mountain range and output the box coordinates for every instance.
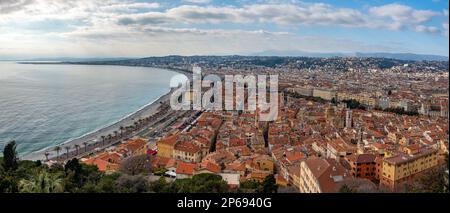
[251,50,449,61]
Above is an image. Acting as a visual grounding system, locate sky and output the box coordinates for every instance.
[0,0,448,59]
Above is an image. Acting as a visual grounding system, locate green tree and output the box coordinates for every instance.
[54,146,61,159]
[260,174,278,193]
[81,172,121,193]
[149,176,168,193]
[19,170,64,193]
[0,173,19,193]
[116,174,149,193]
[339,184,356,193]
[165,173,229,193]
[408,167,449,193]
[2,140,19,171]
[239,180,261,193]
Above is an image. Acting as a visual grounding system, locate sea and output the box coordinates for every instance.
[0,62,178,156]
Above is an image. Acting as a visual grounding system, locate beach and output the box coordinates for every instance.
[22,88,175,161]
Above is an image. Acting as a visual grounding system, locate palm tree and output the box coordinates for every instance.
[119,126,124,137]
[107,134,112,143]
[83,142,88,152]
[101,135,106,146]
[19,170,64,193]
[44,152,50,161]
[64,146,71,159]
[54,146,61,160]
[74,144,80,156]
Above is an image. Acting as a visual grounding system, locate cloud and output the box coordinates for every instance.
[36,26,403,57]
[443,9,449,37]
[0,0,447,57]
[1,1,444,35]
[0,0,33,14]
[182,0,211,4]
[114,3,442,34]
[102,2,160,12]
[368,3,439,30]
[415,25,440,33]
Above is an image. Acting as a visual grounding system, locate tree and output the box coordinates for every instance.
[44,152,50,161]
[407,167,449,193]
[149,177,168,193]
[343,99,366,110]
[119,126,124,137]
[116,174,149,193]
[74,144,80,156]
[0,173,19,193]
[2,140,19,171]
[54,146,61,159]
[101,135,106,146]
[83,142,88,152]
[339,184,356,193]
[64,146,71,159]
[19,170,64,193]
[168,173,228,193]
[120,154,152,175]
[260,174,278,193]
[331,97,337,105]
[239,180,261,192]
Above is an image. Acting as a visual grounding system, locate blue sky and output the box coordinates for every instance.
[0,0,448,58]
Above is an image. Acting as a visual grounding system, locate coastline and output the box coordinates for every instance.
[18,63,192,162]
[21,90,172,160]
[22,82,176,162]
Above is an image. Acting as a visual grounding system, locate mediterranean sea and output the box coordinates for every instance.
[0,62,177,157]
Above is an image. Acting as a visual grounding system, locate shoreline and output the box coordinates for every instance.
[22,88,174,161]
[19,63,191,161]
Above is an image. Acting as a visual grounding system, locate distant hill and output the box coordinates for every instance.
[354,52,448,61]
[251,50,448,61]
[252,50,348,58]
[10,57,137,62]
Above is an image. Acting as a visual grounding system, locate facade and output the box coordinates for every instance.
[299,158,350,193]
[313,88,336,101]
[117,138,148,157]
[173,141,203,163]
[156,135,177,158]
[345,154,377,181]
[337,92,377,107]
[287,87,314,97]
[380,147,439,191]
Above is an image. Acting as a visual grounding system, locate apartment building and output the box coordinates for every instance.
[380,147,439,191]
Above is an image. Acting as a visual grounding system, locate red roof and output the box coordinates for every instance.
[176,161,197,175]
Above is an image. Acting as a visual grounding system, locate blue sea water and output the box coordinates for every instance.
[0,62,177,156]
